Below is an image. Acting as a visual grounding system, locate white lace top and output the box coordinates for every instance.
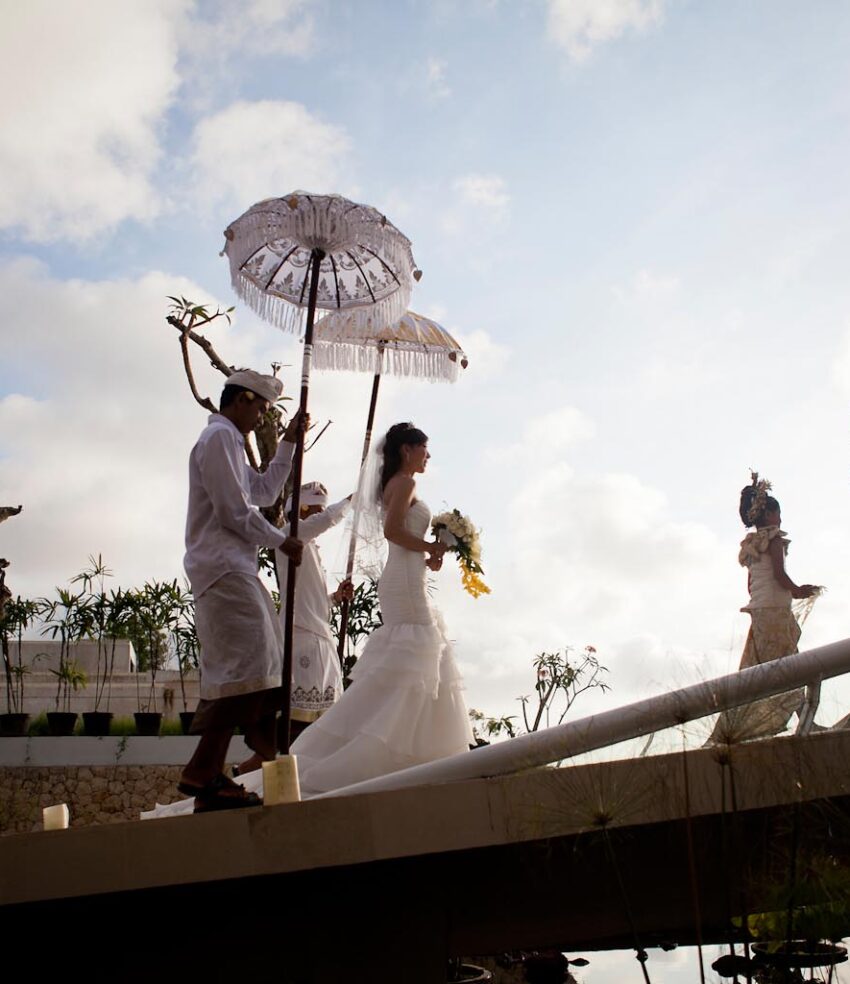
[738,526,792,611]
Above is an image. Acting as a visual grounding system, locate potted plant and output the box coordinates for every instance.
[172,581,199,734]
[127,581,177,736]
[48,658,88,735]
[41,586,88,736]
[0,594,41,736]
[72,555,118,736]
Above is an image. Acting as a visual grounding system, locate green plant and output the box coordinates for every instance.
[1,595,41,713]
[169,581,199,712]
[125,579,184,712]
[470,645,609,743]
[328,578,383,682]
[747,853,850,946]
[49,659,88,713]
[71,554,115,712]
[40,586,89,711]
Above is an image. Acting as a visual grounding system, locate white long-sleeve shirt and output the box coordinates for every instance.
[184,414,294,597]
[276,498,351,641]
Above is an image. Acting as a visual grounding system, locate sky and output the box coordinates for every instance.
[3,0,850,759]
[3,0,850,977]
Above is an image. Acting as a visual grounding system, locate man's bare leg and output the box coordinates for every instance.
[237,713,279,775]
[182,727,233,787]
[237,716,310,774]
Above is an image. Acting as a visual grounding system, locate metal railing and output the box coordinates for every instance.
[317,637,850,799]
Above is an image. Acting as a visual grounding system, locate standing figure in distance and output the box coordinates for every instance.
[178,370,304,812]
[708,472,819,745]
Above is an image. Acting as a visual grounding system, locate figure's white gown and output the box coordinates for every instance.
[142,500,472,818]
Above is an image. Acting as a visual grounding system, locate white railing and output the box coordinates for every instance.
[318,637,850,799]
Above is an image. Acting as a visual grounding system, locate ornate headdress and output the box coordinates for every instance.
[746,470,773,523]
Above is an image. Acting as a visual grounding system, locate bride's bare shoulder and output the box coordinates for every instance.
[383,474,416,508]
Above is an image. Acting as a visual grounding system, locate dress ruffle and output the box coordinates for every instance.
[292,610,471,794]
[739,526,789,567]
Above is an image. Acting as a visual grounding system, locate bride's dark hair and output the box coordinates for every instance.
[380,422,428,493]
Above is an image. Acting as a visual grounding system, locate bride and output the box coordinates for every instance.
[287,421,473,794]
[143,422,472,816]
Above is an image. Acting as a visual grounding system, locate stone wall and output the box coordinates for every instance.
[0,765,185,835]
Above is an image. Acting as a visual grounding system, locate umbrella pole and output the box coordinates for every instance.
[280,247,325,755]
[336,344,385,665]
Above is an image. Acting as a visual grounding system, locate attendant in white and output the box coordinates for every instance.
[235,482,353,775]
[280,483,353,732]
[178,369,304,813]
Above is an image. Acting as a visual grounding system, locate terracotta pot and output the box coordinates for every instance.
[0,713,29,737]
[82,711,113,736]
[179,710,195,735]
[47,712,78,736]
[134,711,162,736]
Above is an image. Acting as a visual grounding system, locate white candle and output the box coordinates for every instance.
[43,803,70,830]
[262,755,301,805]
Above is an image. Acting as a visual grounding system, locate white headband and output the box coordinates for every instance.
[285,482,329,512]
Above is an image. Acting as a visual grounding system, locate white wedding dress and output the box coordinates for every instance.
[141,500,472,818]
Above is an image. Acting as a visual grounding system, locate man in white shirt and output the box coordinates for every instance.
[178,369,304,812]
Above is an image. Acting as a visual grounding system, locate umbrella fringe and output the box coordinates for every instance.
[230,266,412,337]
[223,193,418,335]
[312,341,459,383]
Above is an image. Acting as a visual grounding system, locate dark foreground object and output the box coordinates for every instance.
[5,731,850,983]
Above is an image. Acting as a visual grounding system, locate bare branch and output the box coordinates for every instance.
[166,314,233,376]
[304,420,332,452]
[178,330,217,413]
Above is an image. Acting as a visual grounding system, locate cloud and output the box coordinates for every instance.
[185,0,317,59]
[613,268,680,305]
[0,257,243,595]
[178,0,317,108]
[0,255,401,606]
[452,174,510,216]
[546,0,665,61]
[439,407,738,721]
[189,100,353,212]
[425,57,452,99]
[451,328,511,380]
[831,324,850,397]
[0,1,186,242]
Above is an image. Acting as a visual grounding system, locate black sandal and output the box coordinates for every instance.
[178,773,262,812]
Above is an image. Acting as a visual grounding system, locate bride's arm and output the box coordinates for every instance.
[383,476,444,557]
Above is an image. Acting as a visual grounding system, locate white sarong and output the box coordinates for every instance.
[195,572,283,699]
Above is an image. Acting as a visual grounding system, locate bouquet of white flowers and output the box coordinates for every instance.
[431,508,490,598]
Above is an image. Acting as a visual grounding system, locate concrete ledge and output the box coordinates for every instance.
[4,730,850,910]
[0,736,250,767]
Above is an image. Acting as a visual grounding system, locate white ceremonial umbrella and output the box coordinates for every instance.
[222,191,419,751]
[311,309,468,662]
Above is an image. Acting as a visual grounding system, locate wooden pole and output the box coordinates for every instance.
[335,343,385,666]
[280,247,325,754]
